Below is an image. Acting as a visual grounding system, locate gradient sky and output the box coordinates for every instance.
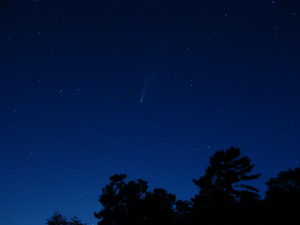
[1,0,300,225]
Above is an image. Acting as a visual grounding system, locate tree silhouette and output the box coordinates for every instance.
[95,174,177,225]
[94,174,148,225]
[264,168,300,223]
[192,147,260,206]
[143,188,176,225]
[92,148,300,225]
[69,216,86,225]
[47,212,68,225]
[46,212,85,225]
[175,200,192,225]
[265,168,300,204]
[191,147,261,224]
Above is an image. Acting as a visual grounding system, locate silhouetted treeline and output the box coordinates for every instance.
[45,147,300,225]
[94,147,300,225]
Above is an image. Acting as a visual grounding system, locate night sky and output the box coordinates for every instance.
[1,0,300,225]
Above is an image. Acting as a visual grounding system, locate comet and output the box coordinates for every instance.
[139,70,157,104]
[140,90,145,103]
[140,95,144,103]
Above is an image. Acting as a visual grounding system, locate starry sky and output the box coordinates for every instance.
[1,0,300,225]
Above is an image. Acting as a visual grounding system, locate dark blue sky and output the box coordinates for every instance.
[1,0,300,225]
